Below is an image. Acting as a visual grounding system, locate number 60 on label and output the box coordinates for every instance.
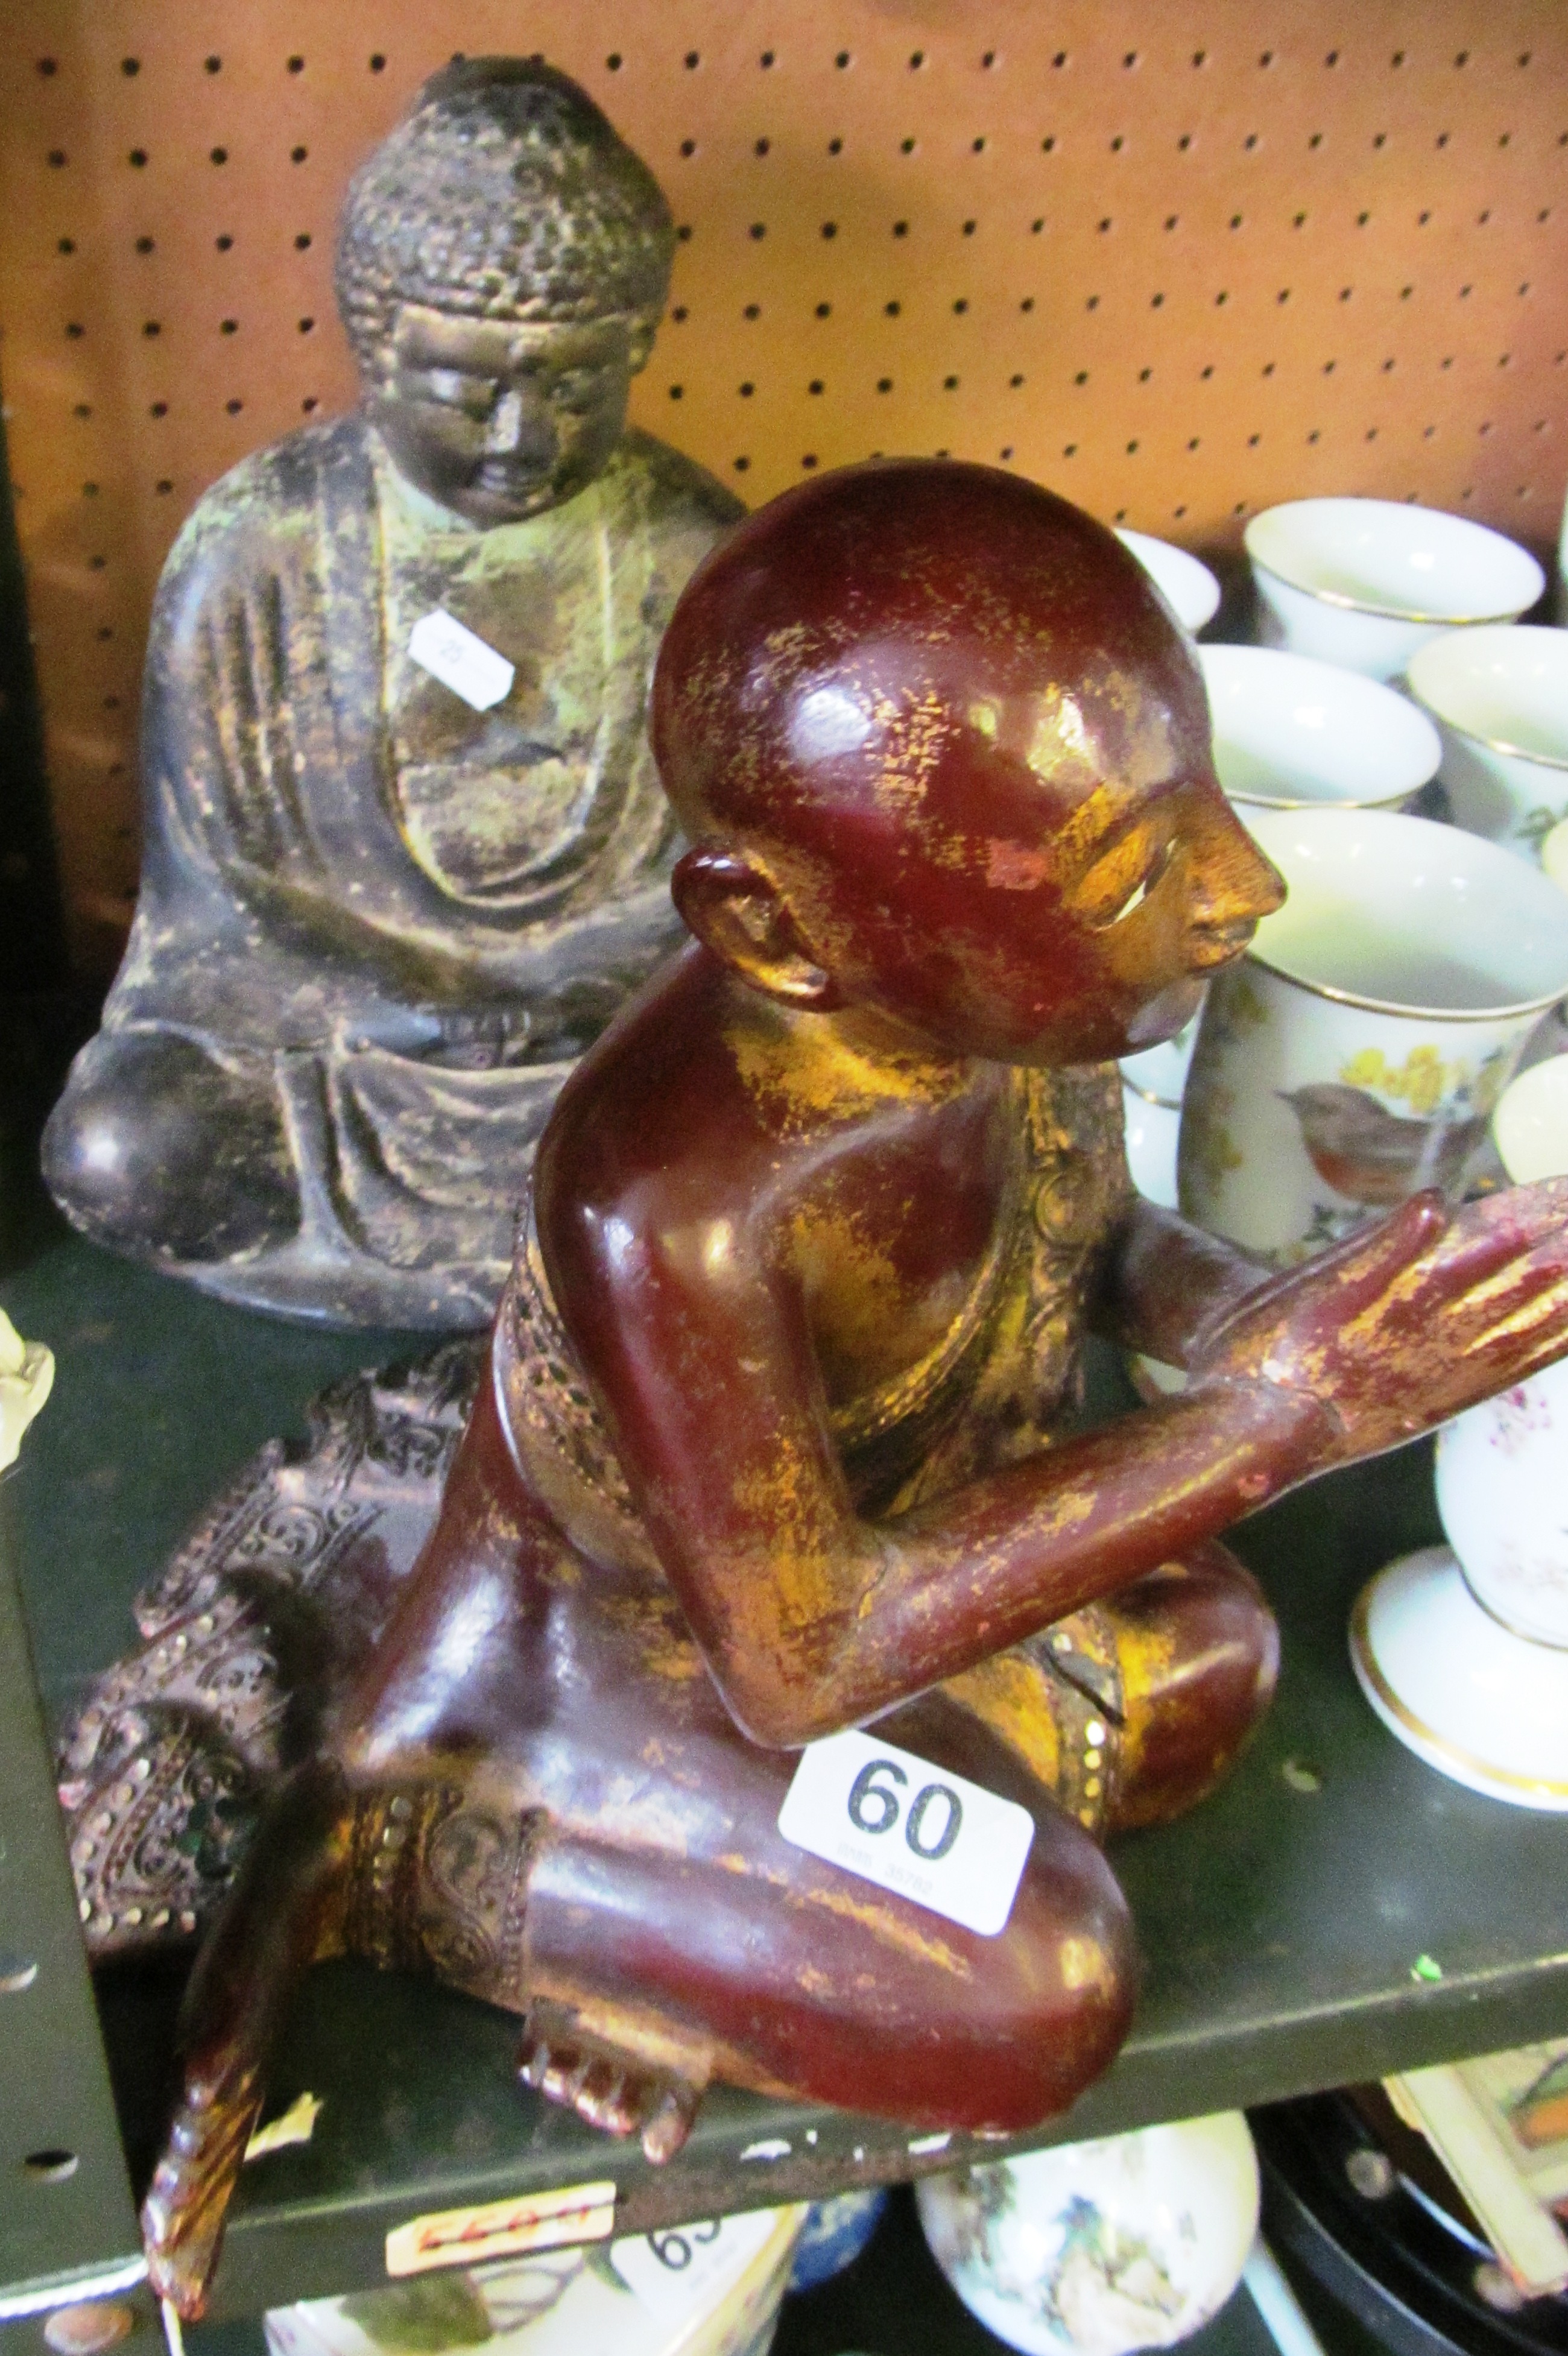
[777,1727,1035,1938]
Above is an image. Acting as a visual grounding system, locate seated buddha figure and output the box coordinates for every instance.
[141,466,1568,2315]
[43,58,739,1327]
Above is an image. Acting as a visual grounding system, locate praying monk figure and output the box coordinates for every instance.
[141,466,1568,2316]
[43,59,740,1327]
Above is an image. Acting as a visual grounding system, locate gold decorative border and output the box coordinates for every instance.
[1246,545,1543,630]
[1349,1582,1568,1801]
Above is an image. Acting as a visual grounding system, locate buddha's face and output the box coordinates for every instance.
[370,306,638,525]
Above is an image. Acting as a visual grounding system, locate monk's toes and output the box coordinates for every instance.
[515,2004,703,2161]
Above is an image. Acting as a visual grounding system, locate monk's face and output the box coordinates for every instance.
[764,739,1284,1067]
[372,308,635,524]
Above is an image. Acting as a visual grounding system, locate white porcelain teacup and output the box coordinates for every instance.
[1114,528,1221,636]
[1244,497,1544,681]
[1200,643,1441,812]
[1406,624,1568,859]
[1178,806,1568,1259]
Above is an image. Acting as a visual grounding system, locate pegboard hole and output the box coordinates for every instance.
[815,302,831,317]
[216,235,233,250]
[128,150,147,168]
[982,51,997,69]
[204,55,221,74]
[733,456,750,472]
[36,57,57,75]
[225,398,243,414]
[827,138,842,155]
[287,55,304,74]
[302,397,319,413]
[685,51,701,70]
[835,51,850,69]
[760,51,776,69]
[369,54,386,73]
[135,236,154,254]
[1020,297,1034,313]
[953,298,968,314]
[882,300,899,316]
[605,54,622,72]
[668,383,683,399]
[149,402,167,417]
[24,2151,78,2182]
[57,238,74,254]
[739,381,754,397]
[909,51,925,69]
[743,303,760,319]
[121,57,140,77]
[291,146,307,164]
[220,318,237,335]
[808,379,823,394]
[295,232,312,250]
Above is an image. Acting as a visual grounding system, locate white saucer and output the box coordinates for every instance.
[1350,1547,1568,1811]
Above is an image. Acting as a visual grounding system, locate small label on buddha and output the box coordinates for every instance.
[610,2208,780,2323]
[408,608,516,711]
[777,1728,1034,1938]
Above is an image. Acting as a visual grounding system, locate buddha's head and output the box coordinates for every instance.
[338,58,674,525]
[654,460,1285,1067]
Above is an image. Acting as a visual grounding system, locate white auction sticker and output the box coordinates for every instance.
[609,2207,779,2325]
[408,608,516,712]
[777,1727,1034,1938]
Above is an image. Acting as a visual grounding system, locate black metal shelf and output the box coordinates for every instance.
[4,1216,1568,2330]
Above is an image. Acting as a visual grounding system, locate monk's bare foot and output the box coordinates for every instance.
[516,2003,703,2161]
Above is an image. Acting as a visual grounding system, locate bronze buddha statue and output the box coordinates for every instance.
[43,58,740,1327]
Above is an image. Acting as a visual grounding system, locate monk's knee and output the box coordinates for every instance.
[1109,1536,1279,1832]
[45,1031,300,1263]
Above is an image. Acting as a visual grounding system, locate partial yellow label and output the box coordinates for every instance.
[384,2180,617,2278]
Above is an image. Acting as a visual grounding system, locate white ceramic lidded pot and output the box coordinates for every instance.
[1244,498,1544,681]
[1350,1053,1568,1810]
[915,2113,1259,2356]
[1178,806,1568,1262]
[1406,624,1568,859]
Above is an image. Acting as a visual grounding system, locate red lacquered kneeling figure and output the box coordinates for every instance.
[143,462,1568,2314]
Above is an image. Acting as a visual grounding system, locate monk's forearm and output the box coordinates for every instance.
[1098,1201,1270,1369]
[795,1379,1333,1741]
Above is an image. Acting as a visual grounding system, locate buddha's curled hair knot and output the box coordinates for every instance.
[336,56,674,364]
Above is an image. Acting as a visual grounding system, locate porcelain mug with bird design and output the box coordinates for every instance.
[1178,807,1568,1262]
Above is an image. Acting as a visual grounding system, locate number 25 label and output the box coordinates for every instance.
[777,1728,1035,1938]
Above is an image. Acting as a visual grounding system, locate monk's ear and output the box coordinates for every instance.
[672,850,842,1009]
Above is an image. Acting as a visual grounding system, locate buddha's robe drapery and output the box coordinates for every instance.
[55,416,739,1325]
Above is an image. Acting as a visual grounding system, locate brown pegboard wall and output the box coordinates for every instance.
[2,0,1565,973]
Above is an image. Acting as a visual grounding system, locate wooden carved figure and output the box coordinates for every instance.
[141,464,1568,2313]
[43,58,739,1327]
